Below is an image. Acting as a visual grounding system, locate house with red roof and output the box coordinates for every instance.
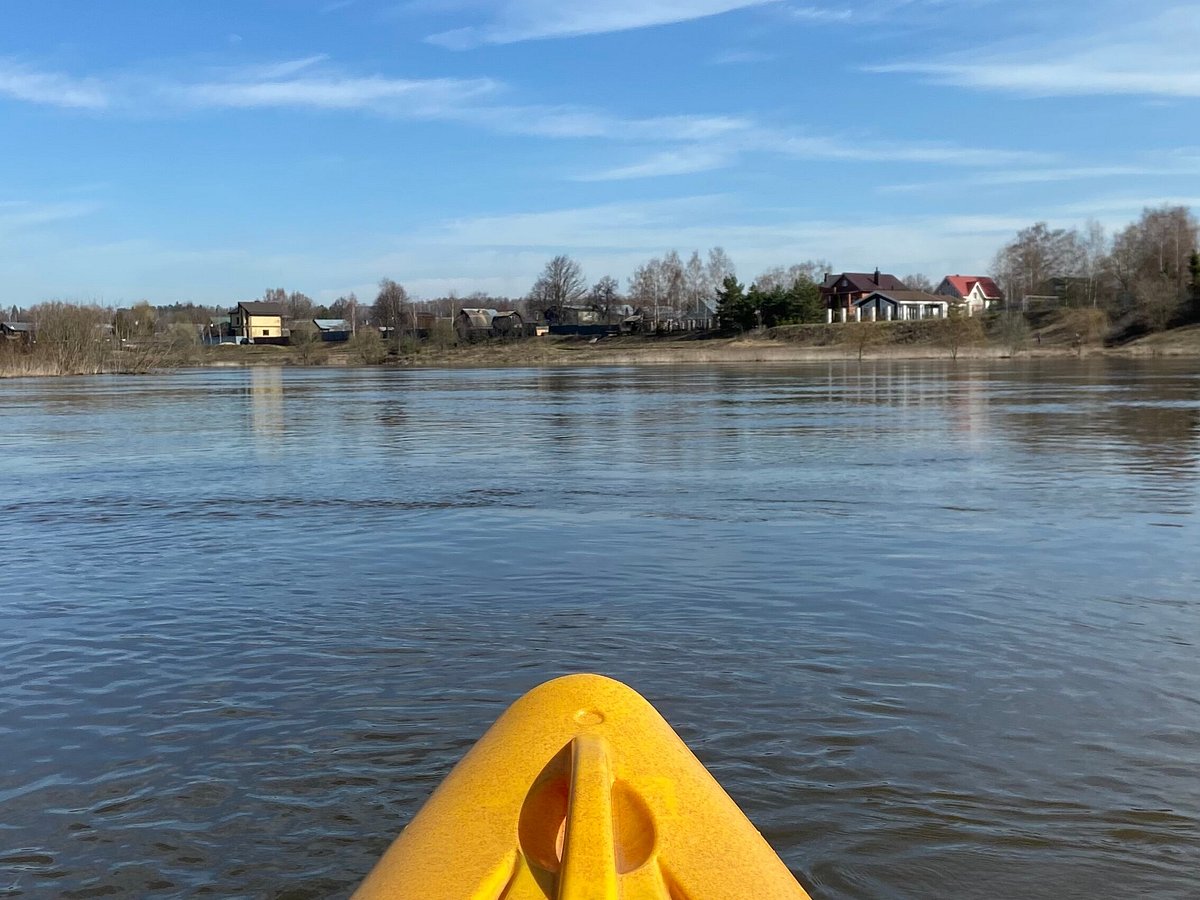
[935,275,1003,316]
[820,269,909,313]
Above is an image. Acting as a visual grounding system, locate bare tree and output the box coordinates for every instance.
[528,255,586,321]
[628,257,669,325]
[1137,274,1183,331]
[992,222,1085,307]
[1081,219,1110,308]
[661,250,685,313]
[902,273,935,292]
[329,292,359,333]
[755,260,833,292]
[1109,206,1198,324]
[287,291,315,322]
[683,251,711,316]
[588,276,621,323]
[706,247,735,289]
[753,266,790,292]
[372,278,410,346]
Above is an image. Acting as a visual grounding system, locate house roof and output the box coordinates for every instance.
[1,321,33,332]
[942,275,1003,299]
[459,308,498,327]
[236,301,286,316]
[313,318,350,331]
[856,290,948,305]
[822,272,908,292]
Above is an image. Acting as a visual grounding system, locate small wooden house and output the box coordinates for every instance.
[490,310,523,337]
[456,308,496,342]
[455,308,525,340]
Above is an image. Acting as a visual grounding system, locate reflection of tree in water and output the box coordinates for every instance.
[996,361,1200,507]
[1108,403,1200,475]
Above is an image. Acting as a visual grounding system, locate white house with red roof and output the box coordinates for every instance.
[935,275,1004,316]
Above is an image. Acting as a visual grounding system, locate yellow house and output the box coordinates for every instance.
[230,302,286,343]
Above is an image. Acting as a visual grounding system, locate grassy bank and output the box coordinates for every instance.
[0,341,204,378]
[6,310,1200,378]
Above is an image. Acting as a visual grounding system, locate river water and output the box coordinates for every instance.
[1,361,1198,899]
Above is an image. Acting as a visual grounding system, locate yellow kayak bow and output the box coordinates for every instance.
[353,674,812,899]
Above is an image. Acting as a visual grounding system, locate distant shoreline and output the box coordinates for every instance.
[5,322,1200,379]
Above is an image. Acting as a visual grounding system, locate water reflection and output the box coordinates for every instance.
[247,367,284,445]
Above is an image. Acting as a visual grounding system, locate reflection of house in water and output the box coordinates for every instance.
[249,367,285,443]
[947,370,991,445]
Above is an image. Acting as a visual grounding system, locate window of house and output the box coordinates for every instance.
[262,329,269,336]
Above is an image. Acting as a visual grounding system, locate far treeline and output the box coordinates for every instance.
[3,205,1198,370]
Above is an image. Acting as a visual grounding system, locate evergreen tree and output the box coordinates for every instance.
[756,285,791,327]
[787,276,824,323]
[716,274,753,330]
[1190,250,1200,322]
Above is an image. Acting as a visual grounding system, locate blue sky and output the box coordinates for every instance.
[2,0,1198,305]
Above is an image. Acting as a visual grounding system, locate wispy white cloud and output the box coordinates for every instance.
[426,0,778,49]
[235,55,331,80]
[711,49,776,65]
[772,134,1048,167]
[469,107,751,141]
[576,148,733,181]
[0,59,108,109]
[0,53,1057,184]
[0,55,499,116]
[870,6,1200,98]
[879,150,1200,193]
[786,5,852,22]
[574,131,1051,181]
[174,71,498,113]
[0,199,100,233]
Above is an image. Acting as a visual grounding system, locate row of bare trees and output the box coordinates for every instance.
[8,206,1197,345]
[519,248,738,325]
[991,205,1199,328]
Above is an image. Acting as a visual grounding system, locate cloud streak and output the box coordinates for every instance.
[0,199,100,233]
[575,129,1052,181]
[870,6,1200,98]
[426,0,778,49]
[174,72,499,113]
[0,54,1101,193]
[0,59,109,109]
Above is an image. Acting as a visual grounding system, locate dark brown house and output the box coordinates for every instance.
[1,322,34,344]
[821,270,908,312]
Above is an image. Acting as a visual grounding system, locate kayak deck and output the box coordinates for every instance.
[353,673,812,899]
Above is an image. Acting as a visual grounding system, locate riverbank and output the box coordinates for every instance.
[220,318,1200,368]
[5,318,1200,377]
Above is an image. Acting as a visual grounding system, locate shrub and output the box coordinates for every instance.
[347,329,388,365]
